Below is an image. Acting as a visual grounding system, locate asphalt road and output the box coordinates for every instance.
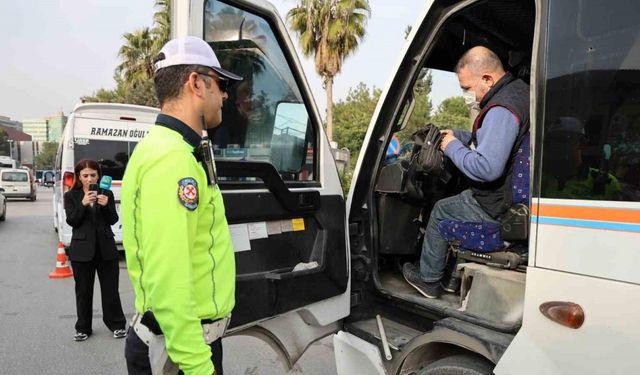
[0,186,336,375]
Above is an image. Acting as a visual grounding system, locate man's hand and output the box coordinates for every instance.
[96,194,109,207]
[440,129,456,151]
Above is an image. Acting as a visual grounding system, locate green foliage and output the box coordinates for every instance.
[287,0,371,141]
[152,0,171,51]
[116,27,155,89]
[0,129,9,156]
[332,82,380,192]
[81,0,168,107]
[34,142,58,170]
[338,150,359,194]
[81,86,123,104]
[431,96,470,131]
[122,79,159,108]
[393,68,433,144]
[333,82,380,152]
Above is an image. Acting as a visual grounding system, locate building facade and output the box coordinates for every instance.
[0,116,22,131]
[22,112,67,142]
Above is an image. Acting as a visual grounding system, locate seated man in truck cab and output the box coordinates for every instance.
[403,46,530,299]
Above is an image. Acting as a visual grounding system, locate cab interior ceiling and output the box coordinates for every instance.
[425,0,535,75]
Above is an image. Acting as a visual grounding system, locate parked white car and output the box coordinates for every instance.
[0,186,6,221]
[0,168,36,201]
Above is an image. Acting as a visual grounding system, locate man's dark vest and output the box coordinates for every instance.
[469,72,530,218]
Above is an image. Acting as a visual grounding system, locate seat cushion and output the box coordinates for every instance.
[512,133,530,205]
[438,219,503,253]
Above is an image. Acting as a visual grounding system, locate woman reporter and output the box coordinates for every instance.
[64,159,126,342]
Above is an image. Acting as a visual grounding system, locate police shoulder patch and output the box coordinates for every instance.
[177,177,199,211]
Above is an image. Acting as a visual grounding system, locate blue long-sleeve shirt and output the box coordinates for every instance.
[444,106,519,183]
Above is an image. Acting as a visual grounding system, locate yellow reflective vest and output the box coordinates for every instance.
[121,117,235,375]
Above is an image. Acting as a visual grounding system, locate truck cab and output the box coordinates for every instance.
[174,1,640,373]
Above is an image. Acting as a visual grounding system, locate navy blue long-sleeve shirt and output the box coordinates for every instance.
[444,106,519,183]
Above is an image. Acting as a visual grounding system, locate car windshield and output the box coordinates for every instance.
[2,172,28,182]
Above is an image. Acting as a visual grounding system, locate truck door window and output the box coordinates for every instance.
[540,1,640,201]
[204,0,315,183]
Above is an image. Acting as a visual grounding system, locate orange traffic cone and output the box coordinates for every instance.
[49,242,73,279]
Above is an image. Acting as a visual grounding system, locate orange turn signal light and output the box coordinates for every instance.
[539,301,585,329]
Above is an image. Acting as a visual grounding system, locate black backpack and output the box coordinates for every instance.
[410,124,445,176]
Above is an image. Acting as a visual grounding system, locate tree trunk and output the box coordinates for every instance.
[326,76,334,143]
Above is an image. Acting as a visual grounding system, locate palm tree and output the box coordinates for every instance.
[287,0,371,143]
[116,27,155,89]
[152,0,171,51]
[115,1,169,89]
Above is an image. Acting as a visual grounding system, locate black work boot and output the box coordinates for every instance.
[441,274,461,294]
[402,263,442,299]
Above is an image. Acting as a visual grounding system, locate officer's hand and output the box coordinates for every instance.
[440,130,456,152]
[96,194,109,206]
[82,191,97,206]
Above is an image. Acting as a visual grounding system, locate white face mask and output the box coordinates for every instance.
[462,89,479,111]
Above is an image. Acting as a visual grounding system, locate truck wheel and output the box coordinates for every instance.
[418,354,494,375]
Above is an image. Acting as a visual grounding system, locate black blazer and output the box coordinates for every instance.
[64,188,119,262]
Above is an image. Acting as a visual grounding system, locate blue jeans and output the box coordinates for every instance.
[420,189,497,282]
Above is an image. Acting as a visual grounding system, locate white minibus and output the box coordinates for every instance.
[53,102,159,248]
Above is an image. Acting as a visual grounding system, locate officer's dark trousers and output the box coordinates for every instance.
[125,328,223,375]
[71,256,126,335]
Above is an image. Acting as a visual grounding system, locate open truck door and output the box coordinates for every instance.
[173,0,350,368]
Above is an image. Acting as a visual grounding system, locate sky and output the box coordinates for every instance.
[0,0,459,122]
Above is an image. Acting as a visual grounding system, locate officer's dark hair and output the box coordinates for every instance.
[73,159,102,190]
[153,64,203,107]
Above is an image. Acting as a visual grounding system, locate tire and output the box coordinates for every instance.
[418,354,495,375]
[0,203,5,221]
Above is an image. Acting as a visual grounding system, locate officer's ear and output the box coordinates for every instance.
[187,72,203,95]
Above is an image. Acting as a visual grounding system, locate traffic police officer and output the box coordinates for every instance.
[121,36,242,375]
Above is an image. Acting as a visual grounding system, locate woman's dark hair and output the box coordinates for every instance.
[73,159,101,190]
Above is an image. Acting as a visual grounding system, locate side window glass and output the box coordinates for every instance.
[204,0,316,183]
[541,1,640,201]
[386,68,468,165]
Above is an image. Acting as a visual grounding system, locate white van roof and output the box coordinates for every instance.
[71,103,160,123]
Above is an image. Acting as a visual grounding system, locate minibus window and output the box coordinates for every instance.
[540,1,640,202]
[74,140,134,180]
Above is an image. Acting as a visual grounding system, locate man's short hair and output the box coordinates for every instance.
[153,64,202,107]
[455,46,503,74]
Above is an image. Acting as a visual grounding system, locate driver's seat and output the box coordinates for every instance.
[436,133,530,270]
